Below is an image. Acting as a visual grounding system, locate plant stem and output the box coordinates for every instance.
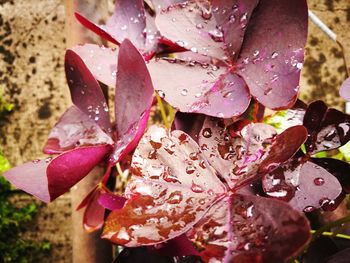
[311,214,350,241]
[156,94,170,128]
[310,230,350,240]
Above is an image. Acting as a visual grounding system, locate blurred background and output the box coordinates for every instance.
[0,0,349,262]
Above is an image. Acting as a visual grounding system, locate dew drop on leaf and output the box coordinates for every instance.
[314,177,325,186]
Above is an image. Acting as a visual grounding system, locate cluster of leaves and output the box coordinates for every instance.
[3,0,350,262]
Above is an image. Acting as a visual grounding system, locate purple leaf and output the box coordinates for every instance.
[188,194,310,262]
[102,126,226,246]
[263,161,342,212]
[105,0,147,49]
[44,106,113,154]
[65,49,112,133]
[3,145,112,203]
[340,77,350,102]
[110,39,154,162]
[98,192,127,211]
[71,44,119,87]
[74,12,119,45]
[237,0,308,109]
[155,1,228,60]
[148,58,250,118]
[212,0,259,62]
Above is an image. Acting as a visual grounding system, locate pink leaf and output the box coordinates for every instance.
[188,194,310,262]
[44,106,113,154]
[102,126,226,246]
[155,1,228,60]
[110,39,154,162]
[237,0,308,109]
[105,0,147,50]
[74,12,119,45]
[148,58,250,118]
[65,49,112,133]
[3,145,112,203]
[198,118,277,189]
[340,77,350,102]
[71,44,119,87]
[98,192,127,211]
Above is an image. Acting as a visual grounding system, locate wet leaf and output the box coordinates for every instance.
[103,126,226,246]
[44,106,113,154]
[3,145,112,202]
[188,194,310,262]
[237,0,308,109]
[65,49,112,133]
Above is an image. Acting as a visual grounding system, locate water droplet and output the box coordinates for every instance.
[190,47,198,53]
[314,177,325,186]
[217,112,224,118]
[253,50,260,57]
[319,198,330,206]
[209,29,223,42]
[176,41,186,47]
[201,9,212,20]
[157,90,165,99]
[195,92,202,98]
[196,23,204,29]
[32,159,40,164]
[121,25,128,31]
[229,14,236,23]
[94,116,99,121]
[202,128,212,138]
[69,66,74,71]
[186,165,196,174]
[271,52,279,59]
[171,17,176,22]
[191,181,204,193]
[45,157,52,163]
[181,88,188,96]
[69,79,74,84]
[303,206,316,213]
[189,152,199,160]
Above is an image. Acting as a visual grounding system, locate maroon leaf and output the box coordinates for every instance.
[43,106,113,154]
[110,39,154,162]
[303,101,350,154]
[74,12,119,45]
[212,0,259,62]
[340,77,350,102]
[171,112,205,142]
[102,126,226,246]
[150,234,200,257]
[98,192,127,211]
[258,125,308,174]
[65,49,112,133]
[71,44,119,87]
[83,186,107,232]
[155,1,228,60]
[3,145,112,203]
[148,58,250,118]
[237,0,308,109]
[263,161,342,212]
[188,194,310,262]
